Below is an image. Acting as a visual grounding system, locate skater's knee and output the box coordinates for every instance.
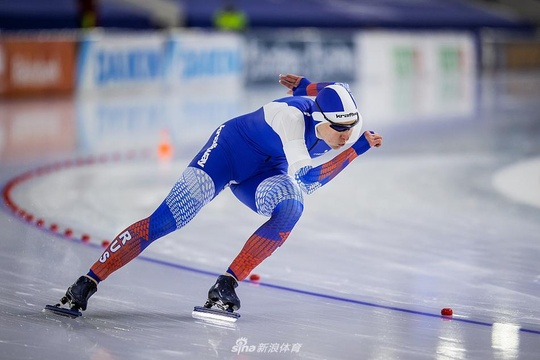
[273,198,304,223]
[255,174,303,217]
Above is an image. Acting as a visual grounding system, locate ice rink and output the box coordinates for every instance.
[1,71,540,359]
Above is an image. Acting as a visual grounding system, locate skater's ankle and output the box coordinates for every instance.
[84,272,100,286]
[224,269,238,282]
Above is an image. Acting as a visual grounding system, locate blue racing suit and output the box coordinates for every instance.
[89,82,373,283]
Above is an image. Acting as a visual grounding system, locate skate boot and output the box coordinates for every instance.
[61,275,98,311]
[44,275,97,318]
[204,275,241,312]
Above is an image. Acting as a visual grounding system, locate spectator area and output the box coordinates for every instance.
[0,0,531,31]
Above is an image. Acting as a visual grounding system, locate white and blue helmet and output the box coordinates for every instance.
[312,84,362,131]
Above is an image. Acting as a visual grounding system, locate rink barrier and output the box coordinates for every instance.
[1,29,479,98]
[2,149,151,245]
[2,153,540,336]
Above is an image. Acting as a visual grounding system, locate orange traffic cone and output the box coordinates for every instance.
[157,129,173,161]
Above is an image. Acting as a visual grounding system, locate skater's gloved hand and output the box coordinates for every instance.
[279,74,311,95]
[352,131,382,155]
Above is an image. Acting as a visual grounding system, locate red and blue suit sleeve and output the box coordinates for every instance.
[291,78,350,97]
[294,132,371,194]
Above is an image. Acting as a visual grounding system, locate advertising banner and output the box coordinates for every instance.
[0,37,76,97]
[354,31,477,121]
[165,31,244,90]
[244,30,355,84]
[76,31,244,93]
[355,31,476,81]
[77,32,165,93]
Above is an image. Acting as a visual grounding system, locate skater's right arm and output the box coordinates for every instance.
[292,131,381,194]
[265,104,382,194]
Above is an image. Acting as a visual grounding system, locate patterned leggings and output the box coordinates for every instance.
[89,167,303,282]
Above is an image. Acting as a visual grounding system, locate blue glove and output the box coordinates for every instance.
[291,77,312,96]
[351,131,373,155]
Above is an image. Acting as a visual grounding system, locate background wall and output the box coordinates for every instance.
[1,0,538,97]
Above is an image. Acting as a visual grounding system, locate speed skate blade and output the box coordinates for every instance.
[44,304,82,318]
[192,306,240,323]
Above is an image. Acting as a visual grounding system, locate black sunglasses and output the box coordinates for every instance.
[315,99,360,132]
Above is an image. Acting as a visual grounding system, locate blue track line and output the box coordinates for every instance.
[3,191,540,336]
[84,242,540,336]
[4,168,540,336]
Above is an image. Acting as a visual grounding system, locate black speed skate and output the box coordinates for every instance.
[44,276,97,318]
[206,275,241,311]
[192,275,241,322]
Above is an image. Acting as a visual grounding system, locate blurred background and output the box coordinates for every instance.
[1,0,539,163]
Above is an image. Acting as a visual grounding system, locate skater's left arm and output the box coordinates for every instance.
[279,74,350,96]
[294,131,382,194]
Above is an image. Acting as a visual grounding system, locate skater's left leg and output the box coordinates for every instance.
[204,174,303,311]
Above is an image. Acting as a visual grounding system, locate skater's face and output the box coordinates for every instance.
[317,122,354,150]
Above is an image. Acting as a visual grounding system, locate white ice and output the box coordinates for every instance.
[1,72,539,360]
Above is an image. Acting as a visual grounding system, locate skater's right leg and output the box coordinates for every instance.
[65,167,216,311]
[64,122,236,312]
[89,167,216,282]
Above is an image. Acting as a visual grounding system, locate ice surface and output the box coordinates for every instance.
[1,72,539,359]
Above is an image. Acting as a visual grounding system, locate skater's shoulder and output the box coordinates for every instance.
[272,95,314,112]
